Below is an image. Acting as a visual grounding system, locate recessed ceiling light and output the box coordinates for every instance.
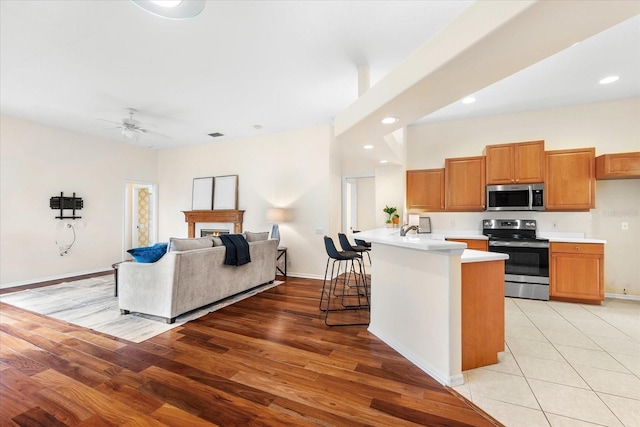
[599,75,619,85]
[253,124,263,130]
[130,0,205,19]
[363,145,374,150]
[462,97,476,104]
[381,117,399,125]
[379,160,389,164]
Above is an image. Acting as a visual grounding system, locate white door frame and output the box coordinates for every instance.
[342,174,374,235]
[123,180,158,258]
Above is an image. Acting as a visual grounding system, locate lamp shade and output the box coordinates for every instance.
[266,207,287,223]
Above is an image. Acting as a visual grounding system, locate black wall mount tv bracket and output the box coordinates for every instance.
[50,192,83,219]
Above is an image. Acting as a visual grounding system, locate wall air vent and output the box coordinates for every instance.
[208,132,224,138]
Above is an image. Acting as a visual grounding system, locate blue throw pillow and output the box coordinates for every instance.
[127,243,168,263]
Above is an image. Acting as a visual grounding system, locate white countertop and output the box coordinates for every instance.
[461,249,509,263]
[537,232,606,244]
[354,228,466,254]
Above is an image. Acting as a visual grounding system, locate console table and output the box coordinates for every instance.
[182,210,245,237]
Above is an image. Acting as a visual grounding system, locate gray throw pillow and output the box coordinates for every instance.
[168,237,214,252]
[212,236,224,247]
[245,231,269,242]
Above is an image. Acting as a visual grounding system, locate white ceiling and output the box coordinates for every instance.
[1,1,638,150]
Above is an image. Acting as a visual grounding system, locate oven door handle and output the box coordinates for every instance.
[489,240,549,248]
[528,185,533,210]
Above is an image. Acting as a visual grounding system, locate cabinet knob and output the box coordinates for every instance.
[575,246,580,250]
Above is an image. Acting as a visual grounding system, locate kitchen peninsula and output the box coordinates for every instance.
[354,228,508,386]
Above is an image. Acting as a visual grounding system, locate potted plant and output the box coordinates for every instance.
[392,213,400,226]
[383,205,397,227]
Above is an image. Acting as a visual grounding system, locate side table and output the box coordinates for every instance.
[276,246,287,277]
[111,260,131,297]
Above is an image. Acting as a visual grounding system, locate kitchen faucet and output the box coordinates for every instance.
[400,224,419,236]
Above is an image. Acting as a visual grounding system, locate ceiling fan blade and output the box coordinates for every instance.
[98,118,123,126]
[96,126,123,131]
[138,128,172,139]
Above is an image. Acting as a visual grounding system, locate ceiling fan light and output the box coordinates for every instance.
[151,0,182,7]
[130,0,204,20]
[122,128,136,139]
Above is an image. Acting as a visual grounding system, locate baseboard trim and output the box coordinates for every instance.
[284,272,325,280]
[0,268,112,292]
[605,293,640,301]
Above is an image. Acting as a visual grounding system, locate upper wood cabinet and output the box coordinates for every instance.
[445,156,486,211]
[545,148,595,211]
[485,140,545,185]
[406,169,445,211]
[596,152,640,180]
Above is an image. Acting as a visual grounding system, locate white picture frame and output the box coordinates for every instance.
[213,175,238,210]
[192,177,214,210]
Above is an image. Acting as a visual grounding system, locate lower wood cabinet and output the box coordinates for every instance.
[446,238,488,251]
[550,242,604,304]
[462,260,505,370]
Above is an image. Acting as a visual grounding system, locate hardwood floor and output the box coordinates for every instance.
[0,276,500,426]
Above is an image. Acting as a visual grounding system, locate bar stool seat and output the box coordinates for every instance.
[340,233,372,266]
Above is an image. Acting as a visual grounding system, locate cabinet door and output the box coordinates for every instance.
[550,252,604,303]
[596,152,640,180]
[545,148,595,210]
[406,169,444,210]
[445,156,486,211]
[514,141,545,183]
[486,140,544,184]
[486,144,514,184]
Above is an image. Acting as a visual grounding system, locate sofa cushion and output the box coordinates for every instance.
[245,231,269,242]
[127,243,168,263]
[168,237,214,252]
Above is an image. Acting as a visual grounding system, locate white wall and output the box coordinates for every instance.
[406,98,640,296]
[356,177,376,232]
[0,115,158,287]
[157,125,335,279]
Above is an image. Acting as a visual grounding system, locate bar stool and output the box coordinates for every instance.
[339,233,372,266]
[319,236,369,326]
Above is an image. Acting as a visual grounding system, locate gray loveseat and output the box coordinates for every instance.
[118,234,277,323]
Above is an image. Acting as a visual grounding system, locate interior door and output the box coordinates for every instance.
[124,182,157,257]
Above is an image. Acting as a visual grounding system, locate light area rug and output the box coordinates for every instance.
[0,276,283,343]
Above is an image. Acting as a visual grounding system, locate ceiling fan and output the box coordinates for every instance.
[99,108,171,141]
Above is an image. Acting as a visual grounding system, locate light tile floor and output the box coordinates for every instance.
[454,297,640,426]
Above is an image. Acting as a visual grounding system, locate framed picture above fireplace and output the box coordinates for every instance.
[213,175,238,210]
[192,177,214,210]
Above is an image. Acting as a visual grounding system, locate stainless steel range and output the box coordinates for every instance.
[482,219,549,301]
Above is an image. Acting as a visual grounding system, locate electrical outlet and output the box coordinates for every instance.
[622,222,628,230]
[552,221,557,228]
[450,220,455,228]
[315,228,324,235]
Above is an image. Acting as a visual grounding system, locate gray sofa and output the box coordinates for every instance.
[118,235,277,323]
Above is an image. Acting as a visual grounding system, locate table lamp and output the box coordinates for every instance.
[266,207,287,246]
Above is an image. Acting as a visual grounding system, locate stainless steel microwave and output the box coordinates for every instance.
[486,184,545,211]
